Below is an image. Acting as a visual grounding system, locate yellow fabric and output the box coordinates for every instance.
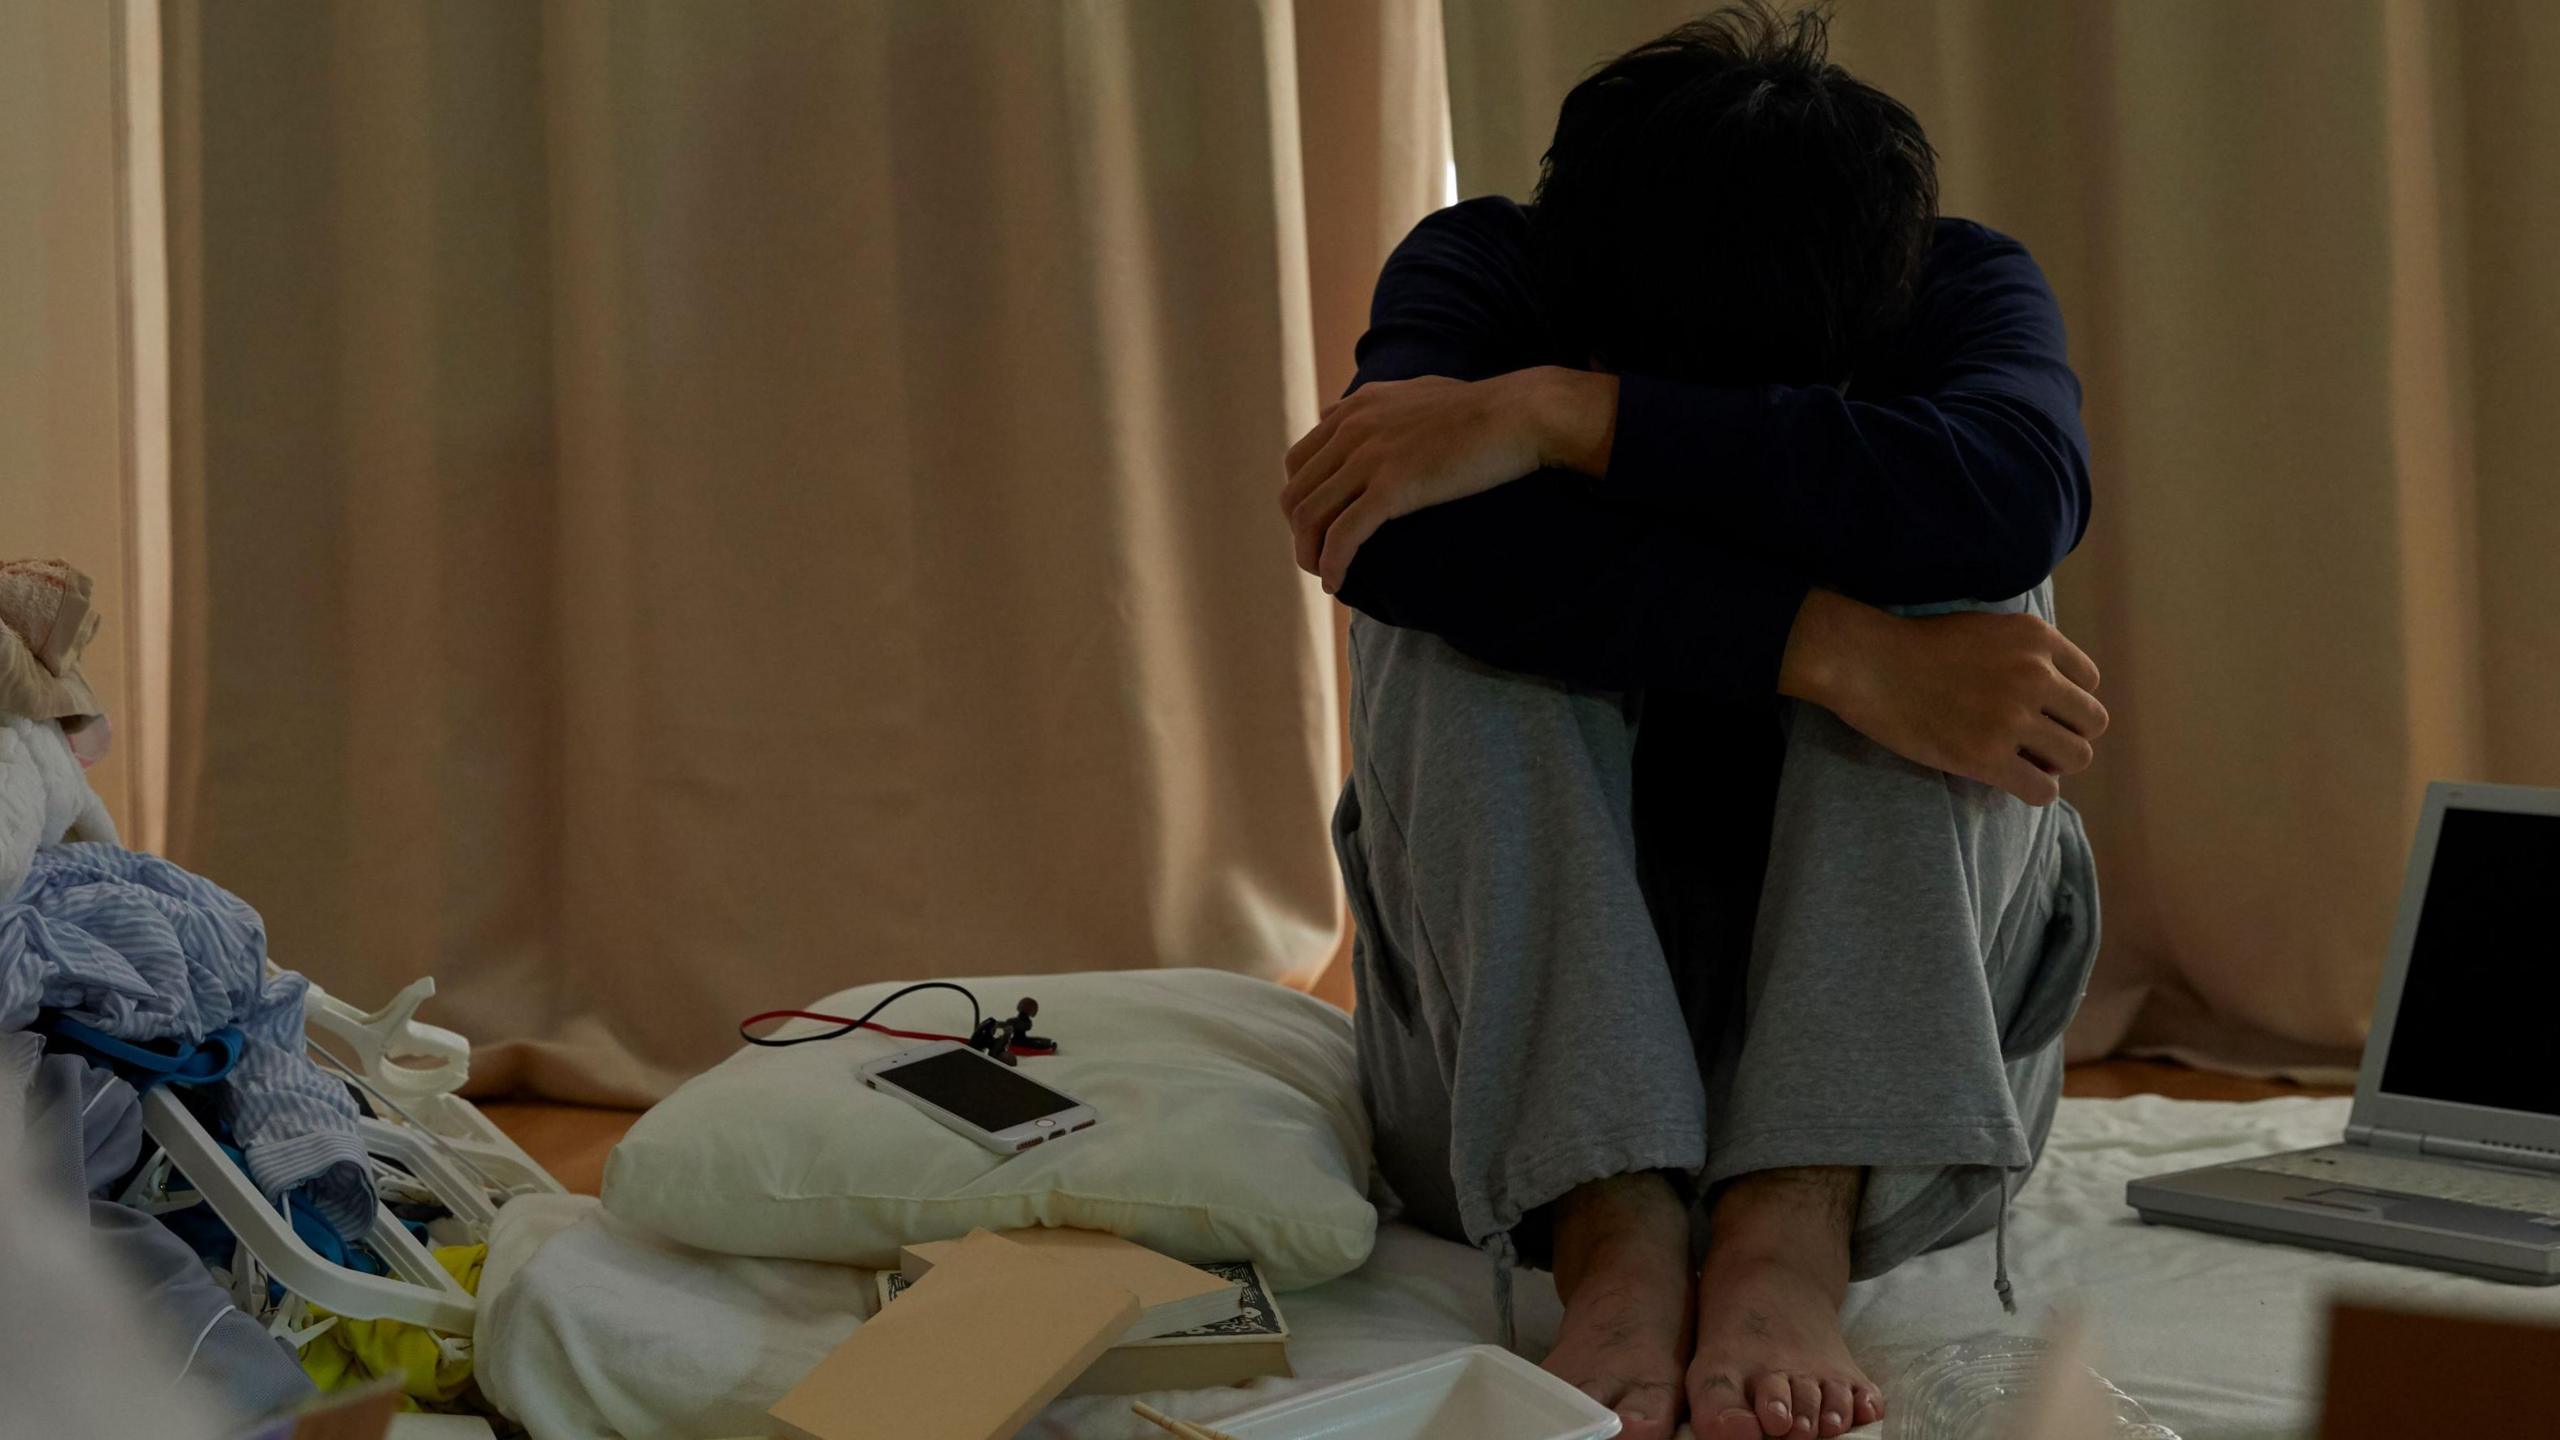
[300,1243,487,1411]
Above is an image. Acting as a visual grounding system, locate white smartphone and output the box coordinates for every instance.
[858,1040,1099,1155]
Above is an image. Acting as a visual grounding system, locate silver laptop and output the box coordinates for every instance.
[2127,781,2560,1284]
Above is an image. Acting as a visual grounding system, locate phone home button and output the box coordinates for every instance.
[1036,1118,1057,1128]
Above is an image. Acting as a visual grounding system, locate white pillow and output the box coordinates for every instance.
[601,969,1378,1291]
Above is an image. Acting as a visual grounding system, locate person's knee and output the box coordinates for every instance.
[1348,616,1640,808]
[1758,698,2046,955]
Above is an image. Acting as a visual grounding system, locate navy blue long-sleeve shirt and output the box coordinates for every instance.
[1333,197,2091,700]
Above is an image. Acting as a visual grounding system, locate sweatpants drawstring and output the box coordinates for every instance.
[1992,1166,2018,1315]
[1487,1231,1520,1352]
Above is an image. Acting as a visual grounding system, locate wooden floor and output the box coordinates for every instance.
[483,1060,2347,1198]
[481,1101,639,1197]
[2062,1058,2347,1103]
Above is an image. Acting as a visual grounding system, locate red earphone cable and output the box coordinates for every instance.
[736,1008,1046,1058]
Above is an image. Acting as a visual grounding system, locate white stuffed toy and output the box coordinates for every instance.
[0,560,119,900]
[0,716,115,899]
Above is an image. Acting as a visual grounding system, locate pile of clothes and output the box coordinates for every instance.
[0,560,486,1430]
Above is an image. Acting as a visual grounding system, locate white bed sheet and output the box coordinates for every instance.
[477,1096,2560,1440]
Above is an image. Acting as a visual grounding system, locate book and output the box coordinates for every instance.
[900,1226,1243,1341]
[773,1230,1138,1440]
[880,1256,1291,1398]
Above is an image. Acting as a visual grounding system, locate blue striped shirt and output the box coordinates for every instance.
[2,842,374,1240]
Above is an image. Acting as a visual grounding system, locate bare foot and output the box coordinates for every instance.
[1687,1167,1882,1440]
[1539,1172,1695,1440]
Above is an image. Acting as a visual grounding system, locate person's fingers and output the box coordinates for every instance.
[1318,497,1390,593]
[1319,393,1347,421]
[1287,438,1366,573]
[2041,679,2111,740]
[1755,1373,1795,1436]
[1289,452,1376,574]
[2024,716,2096,777]
[1816,1379,1852,1437]
[1281,410,1346,503]
[1997,754,2063,807]
[2047,631,2102,692]
[1787,1376,1820,1438]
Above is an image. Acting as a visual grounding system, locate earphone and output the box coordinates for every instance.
[738,982,1058,1064]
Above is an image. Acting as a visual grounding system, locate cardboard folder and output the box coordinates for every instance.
[768,1229,1140,1440]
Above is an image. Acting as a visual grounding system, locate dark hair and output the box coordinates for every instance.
[1530,3,1937,386]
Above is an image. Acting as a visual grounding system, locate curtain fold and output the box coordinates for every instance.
[1441,0,2560,1077]
[154,0,1447,1102]
[0,0,155,846]
[55,0,2557,1096]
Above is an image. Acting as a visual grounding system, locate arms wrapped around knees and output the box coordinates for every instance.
[1328,479,2106,808]
[1286,202,2107,807]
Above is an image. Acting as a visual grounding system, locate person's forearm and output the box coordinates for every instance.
[1774,588,1885,714]
[1770,586,2111,806]
[1555,227,2093,606]
[1520,365,1620,477]
[1520,357,2085,609]
[1336,472,1809,699]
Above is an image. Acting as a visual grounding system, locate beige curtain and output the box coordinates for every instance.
[0,0,168,853]
[152,0,1447,1103]
[1444,0,2560,1077]
[38,0,2559,1095]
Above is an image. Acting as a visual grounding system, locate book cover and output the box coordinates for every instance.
[900,1227,1243,1341]
[775,1230,1137,1440]
[879,1258,1291,1397]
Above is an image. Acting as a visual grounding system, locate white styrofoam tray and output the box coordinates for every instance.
[1213,1345,1623,1440]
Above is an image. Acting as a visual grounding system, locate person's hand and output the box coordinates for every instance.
[1781,591,2109,805]
[1280,368,1615,592]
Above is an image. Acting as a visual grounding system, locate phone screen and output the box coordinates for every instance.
[875,1048,1077,1131]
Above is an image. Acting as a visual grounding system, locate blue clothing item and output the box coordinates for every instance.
[37,1013,246,1092]
[158,1118,395,1285]
[0,843,375,1241]
[1334,198,2092,700]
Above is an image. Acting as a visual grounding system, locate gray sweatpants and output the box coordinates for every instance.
[1333,588,2101,1298]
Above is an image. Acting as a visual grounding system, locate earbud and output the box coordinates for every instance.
[963,996,1057,1064]
[1006,997,1059,1058]
[965,1015,1019,1065]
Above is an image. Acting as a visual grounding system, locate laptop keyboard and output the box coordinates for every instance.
[2245,1146,2560,1217]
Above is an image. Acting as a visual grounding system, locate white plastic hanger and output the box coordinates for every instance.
[129,970,567,1333]
[299,974,472,1104]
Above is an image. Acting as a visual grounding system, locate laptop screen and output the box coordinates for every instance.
[2378,804,2560,1116]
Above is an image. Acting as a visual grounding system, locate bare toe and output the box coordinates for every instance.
[1754,1371,1795,1436]
[1691,1369,1760,1440]
[1552,1344,1684,1440]
[1541,1177,1694,1440]
[1686,1172,1877,1440]
[1561,1374,1680,1440]
[1701,1412,1765,1440]
[1817,1378,1852,1436]
[1613,1379,1681,1440]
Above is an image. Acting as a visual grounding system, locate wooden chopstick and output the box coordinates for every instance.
[1131,1399,1246,1440]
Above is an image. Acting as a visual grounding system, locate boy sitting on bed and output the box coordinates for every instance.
[1281,7,2105,1439]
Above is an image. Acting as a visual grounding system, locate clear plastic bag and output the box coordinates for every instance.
[1888,1335,2182,1440]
